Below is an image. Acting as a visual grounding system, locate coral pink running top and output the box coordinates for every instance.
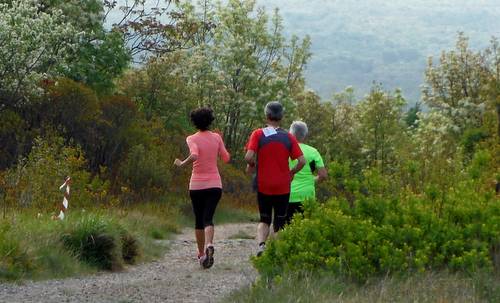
[186,131,230,190]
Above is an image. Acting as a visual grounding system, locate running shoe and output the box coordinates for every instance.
[198,254,207,267]
[202,245,215,269]
[256,242,266,257]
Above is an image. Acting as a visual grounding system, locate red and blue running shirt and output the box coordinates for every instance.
[246,127,303,195]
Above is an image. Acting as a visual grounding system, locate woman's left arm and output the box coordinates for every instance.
[174,136,199,167]
[174,154,198,167]
[218,135,231,163]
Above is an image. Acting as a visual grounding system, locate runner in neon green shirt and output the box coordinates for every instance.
[287,121,328,223]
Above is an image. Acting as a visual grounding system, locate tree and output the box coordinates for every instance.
[484,37,500,141]
[422,33,488,137]
[293,90,332,157]
[357,86,406,174]
[0,0,77,108]
[117,53,196,132]
[105,0,213,60]
[184,0,311,154]
[404,102,421,129]
[40,0,131,94]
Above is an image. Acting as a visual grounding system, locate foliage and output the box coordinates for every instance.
[117,53,196,130]
[35,0,131,94]
[0,109,26,169]
[62,30,130,94]
[44,78,101,140]
[119,144,171,200]
[422,33,488,136]
[106,0,209,59]
[404,102,421,128]
[156,0,312,155]
[0,0,78,107]
[254,157,500,281]
[292,90,334,158]
[357,86,406,174]
[4,135,105,211]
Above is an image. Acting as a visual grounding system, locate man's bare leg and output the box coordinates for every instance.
[257,222,270,244]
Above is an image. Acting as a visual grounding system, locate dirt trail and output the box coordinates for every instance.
[0,223,258,303]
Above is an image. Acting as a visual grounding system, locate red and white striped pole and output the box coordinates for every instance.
[54,177,71,220]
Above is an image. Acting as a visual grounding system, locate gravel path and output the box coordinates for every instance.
[0,223,258,303]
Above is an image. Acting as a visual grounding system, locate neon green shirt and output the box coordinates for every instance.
[289,143,325,203]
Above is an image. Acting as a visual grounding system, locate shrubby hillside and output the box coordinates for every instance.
[258,0,500,101]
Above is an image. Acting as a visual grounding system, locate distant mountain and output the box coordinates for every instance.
[257,0,500,102]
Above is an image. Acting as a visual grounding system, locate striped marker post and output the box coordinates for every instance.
[54,177,71,220]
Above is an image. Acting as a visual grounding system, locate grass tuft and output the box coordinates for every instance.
[61,215,122,270]
[121,233,140,264]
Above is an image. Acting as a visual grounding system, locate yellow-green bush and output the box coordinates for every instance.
[255,157,500,281]
[4,135,108,212]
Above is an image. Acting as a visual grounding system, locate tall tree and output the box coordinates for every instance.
[186,0,311,154]
[0,0,77,108]
[422,33,488,136]
[357,85,406,174]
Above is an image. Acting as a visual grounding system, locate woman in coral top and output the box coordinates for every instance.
[174,107,230,269]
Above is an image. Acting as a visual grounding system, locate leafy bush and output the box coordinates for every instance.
[119,144,171,200]
[255,168,500,281]
[4,135,107,211]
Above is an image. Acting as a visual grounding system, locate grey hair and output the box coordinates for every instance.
[264,101,284,121]
[290,121,308,142]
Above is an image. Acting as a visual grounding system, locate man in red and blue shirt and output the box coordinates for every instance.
[245,101,305,256]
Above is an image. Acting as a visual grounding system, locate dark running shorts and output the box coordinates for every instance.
[257,192,289,232]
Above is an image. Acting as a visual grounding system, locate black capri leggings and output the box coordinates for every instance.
[189,188,222,229]
[257,192,289,233]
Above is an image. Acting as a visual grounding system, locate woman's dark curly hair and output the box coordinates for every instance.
[190,107,215,131]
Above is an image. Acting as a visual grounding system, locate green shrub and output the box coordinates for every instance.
[119,144,171,200]
[4,135,106,211]
[255,176,500,281]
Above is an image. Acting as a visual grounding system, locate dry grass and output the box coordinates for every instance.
[226,271,500,303]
